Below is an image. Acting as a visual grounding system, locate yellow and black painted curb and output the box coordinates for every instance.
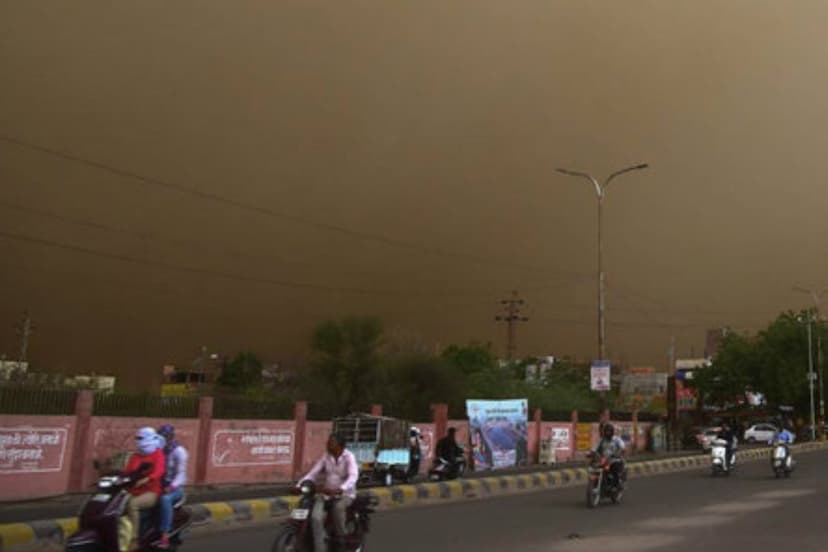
[3,442,825,551]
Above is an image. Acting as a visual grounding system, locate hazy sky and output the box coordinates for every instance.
[2,1,826,389]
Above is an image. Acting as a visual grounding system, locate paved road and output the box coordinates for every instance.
[0,449,704,523]
[184,448,828,552]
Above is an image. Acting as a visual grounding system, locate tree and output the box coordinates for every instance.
[691,311,815,414]
[217,352,263,390]
[441,342,498,375]
[380,352,465,420]
[306,316,384,414]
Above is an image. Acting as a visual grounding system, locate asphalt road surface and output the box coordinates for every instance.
[184,448,828,552]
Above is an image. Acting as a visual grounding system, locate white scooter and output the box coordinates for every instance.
[711,437,736,476]
[771,440,794,478]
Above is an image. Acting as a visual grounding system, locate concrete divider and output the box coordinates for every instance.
[3,442,825,552]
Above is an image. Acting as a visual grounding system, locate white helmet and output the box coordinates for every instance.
[410,426,421,437]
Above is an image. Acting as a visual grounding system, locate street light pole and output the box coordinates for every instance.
[794,286,827,440]
[556,164,648,363]
[807,315,816,442]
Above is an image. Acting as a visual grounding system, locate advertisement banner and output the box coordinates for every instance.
[591,361,611,391]
[211,429,293,467]
[466,399,528,471]
[549,426,571,451]
[0,427,69,473]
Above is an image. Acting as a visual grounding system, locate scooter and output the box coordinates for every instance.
[428,454,466,481]
[65,462,191,552]
[710,438,736,477]
[585,452,624,508]
[271,480,378,552]
[771,441,794,478]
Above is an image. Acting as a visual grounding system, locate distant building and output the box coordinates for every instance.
[64,375,116,394]
[705,328,730,359]
[524,356,555,383]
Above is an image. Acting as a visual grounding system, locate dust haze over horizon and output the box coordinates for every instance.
[1,1,826,390]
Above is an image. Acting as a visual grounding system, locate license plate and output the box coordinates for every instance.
[290,509,309,520]
[92,494,111,502]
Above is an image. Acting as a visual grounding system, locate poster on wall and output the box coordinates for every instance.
[549,426,571,452]
[466,399,528,471]
[211,429,293,467]
[0,427,68,473]
[591,361,611,391]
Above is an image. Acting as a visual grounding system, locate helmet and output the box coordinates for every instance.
[602,424,615,439]
[157,424,175,442]
[135,427,161,455]
[409,426,421,438]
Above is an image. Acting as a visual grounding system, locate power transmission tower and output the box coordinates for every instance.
[16,311,34,364]
[495,291,529,362]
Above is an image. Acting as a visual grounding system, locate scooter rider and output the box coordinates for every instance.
[717,423,737,469]
[435,427,463,466]
[406,427,422,482]
[298,433,359,552]
[156,424,188,550]
[125,427,166,551]
[770,423,795,459]
[593,424,626,488]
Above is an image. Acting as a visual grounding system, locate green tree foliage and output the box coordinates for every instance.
[217,352,263,390]
[305,316,384,414]
[692,311,823,413]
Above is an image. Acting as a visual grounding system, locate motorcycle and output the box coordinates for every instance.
[710,438,735,477]
[65,462,191,552]
[271,480,378,552]
[771,441,794,478]
[586,452,624,508]
[428,454,466,482]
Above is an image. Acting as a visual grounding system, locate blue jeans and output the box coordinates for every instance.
[159,487,185,533]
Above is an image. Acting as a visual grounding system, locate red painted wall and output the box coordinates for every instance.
[205,419,296,484]
[0,415,76,501]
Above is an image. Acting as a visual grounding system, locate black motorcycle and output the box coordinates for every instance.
[271,480,378,552]
[65,462,191,552]
[428,454,466,481]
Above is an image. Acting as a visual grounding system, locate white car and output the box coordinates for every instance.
[744,423,778,443]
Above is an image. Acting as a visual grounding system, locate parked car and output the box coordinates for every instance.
[696,427,722,451]
[743,423,778,443]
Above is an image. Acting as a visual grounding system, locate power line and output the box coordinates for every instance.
[0,134,590,279]
[0,229,555,298]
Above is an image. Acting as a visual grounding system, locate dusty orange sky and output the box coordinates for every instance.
[1,1,826,389]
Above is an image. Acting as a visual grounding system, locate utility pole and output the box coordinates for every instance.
[794,286,827,440]
[495,291,529,362]
[16,311,34,364]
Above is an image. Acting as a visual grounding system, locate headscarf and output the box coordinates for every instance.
[135,427,163,456]
[158,424,179,453]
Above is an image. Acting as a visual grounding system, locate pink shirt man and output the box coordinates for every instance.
[300,448,359,499]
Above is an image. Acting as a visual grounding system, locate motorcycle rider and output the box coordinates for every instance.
[592,424,626,488]
[406,427,422,482]
[156,424,188,550]
[124,427,166,551]
[717,423,737,470]
[435,427,463,472]
[298,433,359,552]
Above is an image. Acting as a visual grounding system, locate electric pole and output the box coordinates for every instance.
[495,291,529,362]
[16,311,34,364]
